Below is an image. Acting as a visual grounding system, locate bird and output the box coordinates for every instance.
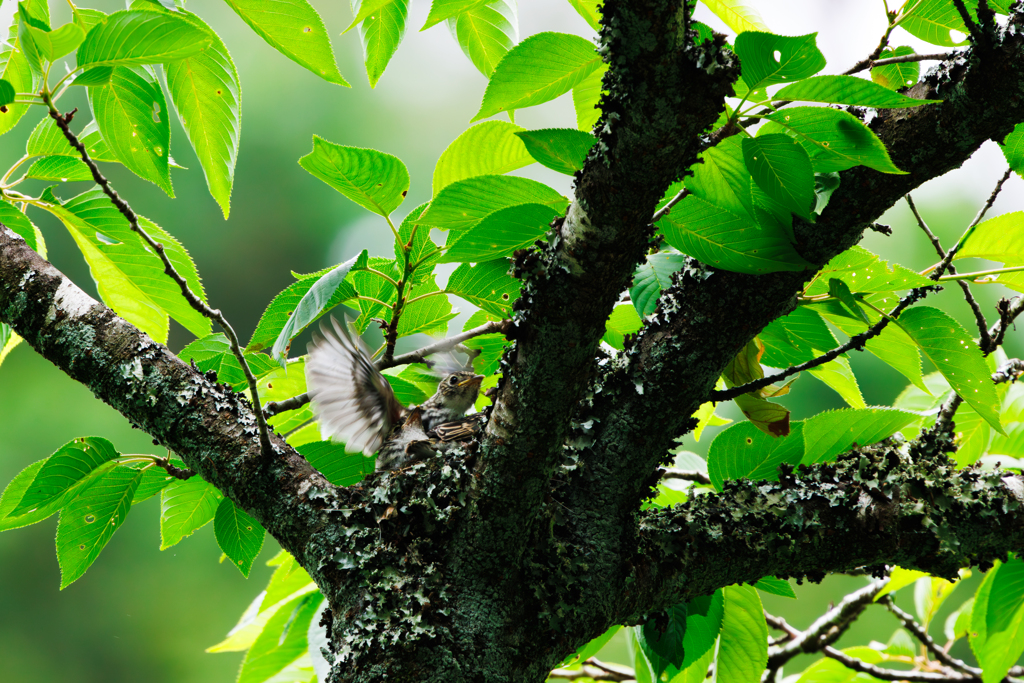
[305,316,485,471]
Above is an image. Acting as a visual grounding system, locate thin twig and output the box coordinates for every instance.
[44,101,275,459]
[662,468,712,485]
[951,0,983,44]
[879,596,980,676]
[263,319,511,417]
[549,658,635,682]
[652,188,691,223]
[925,168,1013,277]
[823,646,974,682]
[845,52,952,76]
[992,359,1024,385]
[905,194,991,350]
[155,456,196,480]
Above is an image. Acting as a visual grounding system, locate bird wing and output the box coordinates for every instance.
[306,316,401,456]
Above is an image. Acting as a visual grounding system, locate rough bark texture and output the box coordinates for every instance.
[4,4,1024,682]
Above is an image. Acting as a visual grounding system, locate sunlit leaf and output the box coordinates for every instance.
[734,31,824,92]
[432,120,531,196]
[420,175,565,231]
[77,10,212,68]
[447,0,517,78]
[299,137,409,217]
[801,408,918,465]
[767,106,905,174]
[159,476,223,549]
[214,497,266,577]
[774,74,936,108]
[356,0,409,88]
[708,421,804,490]
[718,585,768,683]
[871,46,920,90]
[441,202,559,262]
[515,128,595,175]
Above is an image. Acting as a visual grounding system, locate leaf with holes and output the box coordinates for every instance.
[734,31,824,92]
[445,260,519,318]
[56,465,143,588]
[898,0,973,47]
[708,422,804,490]
[433,121,531,196]
[872,46,920,90]
[473,32,601,122]
[300,137,409,217]
[448,0,518,78]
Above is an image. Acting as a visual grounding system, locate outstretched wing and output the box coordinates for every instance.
[306,316,401,456]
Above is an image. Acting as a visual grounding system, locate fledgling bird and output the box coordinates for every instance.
[305,316,485,471]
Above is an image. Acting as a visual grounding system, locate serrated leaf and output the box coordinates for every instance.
[77,10,211,67]
[566,0,600,31]
[687,135,755,221]
[1001,122,1024,178]
[515,128,595,175]
[560,626,620,668]
[445,260,519,318]
[25,155,93,181]
[72,66,113,86]
[238,593,321,683]
[0,78,14,106]
[735,31,824,92]
[472,32,601,122]
[50,188,211,340]
[0,199,40,251]
[742,134,815,220]
[0,46,34,137]
[396,202,441,282]
[56,465,142,588]
[957,212,1024,265]
[159,476,222,549]
[899,0,972,47]
[420,174,565,231]
[247,266,358,353]
[572,62,605,131]
[89,65,173,195]
[222,0,349,85]
[299,137,409,217]
[420,0,489,29]
[708,421,804,490]
[718,585,768,683]
[630,251,684,317]
[636,603,688,677]
[73,6,106,33]
[164,9,240,219]
[754,576,796,598]
[26,21,85,62]
[131,462,179,506]
[681,590,725,668]
[794,647,885,683]
[806,245,934,295]
[297,441,375,486]
[971,559,1024,683]
[447,0,517,78]
[702,0,768,34]
[897,306,1002,433]
[356,0,409,88]
[270,252,365,364]
[872,46,920,90]
[602,303,642,350]
[397,275,456,336]
[12,436,120,516]
[829,277,870,323]
[775,74,935,108]
[657,194,811,274]
[26,117,116,162]
[215,497,266,577]
[802,408,918,465]
[0,459,71,532]
[432,120,532,196]
[441,202,559,262]
[767,106,905,174]
[180,333,277,391]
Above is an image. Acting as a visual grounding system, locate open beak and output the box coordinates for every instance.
[459,374,485,387]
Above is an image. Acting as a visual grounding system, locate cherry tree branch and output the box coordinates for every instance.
[879,596,981,676]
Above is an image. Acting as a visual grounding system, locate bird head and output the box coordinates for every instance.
[435,371,485,413]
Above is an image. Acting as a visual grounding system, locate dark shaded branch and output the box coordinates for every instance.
[549,659,635,681]
[823,646,972,682]
[662,468,711,485]
[846,53,953,76]
[879,596,980,676]
[993,359,1024,384]
[43,101,274,459]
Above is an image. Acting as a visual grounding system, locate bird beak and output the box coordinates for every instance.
[459,374,485,387]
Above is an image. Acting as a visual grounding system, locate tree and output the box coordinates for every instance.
[1,0,1024,681]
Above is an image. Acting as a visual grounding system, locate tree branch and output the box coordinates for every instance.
[879,596,981,677]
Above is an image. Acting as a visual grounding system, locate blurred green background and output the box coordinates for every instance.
[0,1,1022,681]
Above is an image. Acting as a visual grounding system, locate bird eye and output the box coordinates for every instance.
[449,376,459,385]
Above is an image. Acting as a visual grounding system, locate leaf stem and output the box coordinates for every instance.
[938,265,1024,282]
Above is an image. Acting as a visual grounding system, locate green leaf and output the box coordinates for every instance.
[708,421,804,491]
[876,567,930,601]
[0,45,34,137]
[26,21,85,62]
[180,333,277,391]
[971,559,1024,683]
[397,275,456,336]
[131,462,179,506]
[89,66,173,196]
[718,585,768,683]
[71,66,113,86]
[396,203,441,282]
[356,0,409,88]
[270,252,365,364]
[657,194,811,274]
[247,266,357,352]
[872,46,920,90]
[602,303,642,350]
[73,6,107,33]
[566,0,600,31]
[17,3,48,79]
[560,626,620,668]
[441,202,559,262]
[25,155,93,182]
[447,0,518,78]
[754,576,796,598]
[630,250,684,317]
[806,246,934,295]
[829,277,870,324]
[56,465,143,588]
[794,647,885,683]
[774,74,936,108]
[222,0,349,86]
[445,260,519,318]
[801,408,918,465]
[742,134,815,220]
[214,497,266,578]
[515,128,595,175]
[164,9,241,219]
[0,199,41,251]
[238,592,321,683]
[636,603,688,677]
[681,590,725,668]
[1000,122,1024,178]
[159,476,223,549]
[26,117,115,162]
[734,31,825,92]
[472,32,601,122]
[11,437,120,516]
[701,0,769,34]
[687,135,755,221]
[50,188,211,340]
[897,306,1002,433]
[957,212,1024,264]
[297,441,375,486]
[420,174,565,231]
[432,120,532,196]
[256,359,313,435]
[299,137,409,217]
[898,0,972,47]
[77,10,212,68]
[421,0,490,30]
[0,459,80,532]
[572,62,605,131]
[0,78,15,106]
[767,106,906,174]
